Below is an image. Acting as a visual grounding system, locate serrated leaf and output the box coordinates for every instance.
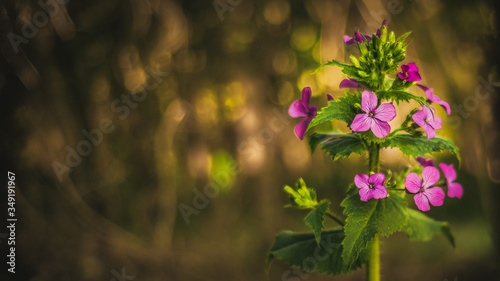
[341,186,408,267]
[377,90,427,105]
[309,132,366,160]
[403,209,455,247]
[381,134,460,161]
[267,229,368,275]
[308,92,360,128]
[284,178,318,209]
[304,200,330,245]
[314,59,356,73]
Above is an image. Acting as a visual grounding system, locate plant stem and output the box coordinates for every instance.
[326,212,345,226]
[367,234,380,281]
[367,142,381,281]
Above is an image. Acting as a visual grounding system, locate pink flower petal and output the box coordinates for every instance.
[361,91,378,113]
[370,119,391,138]
[355,32,363,42]
[407,62,419,73]
[417,156,435,167]
[351,114,372,132]
[339,79,359,88]
[373,103,396,122]
[344,35,356,45]
[401,64,410,74]
[439,163,457,182]
[397,73,405,80]
[302,87,312,106]
[406,71,421,82]
[423,124,437,139]
[327,94,334,101]
[437,100,451,115]
[429,115,442,130]
[288,100,308,118]
[405,172,422,193]
[448,183,463,199]
[414,192,431,211]
[423,186,445,207]
[294,117,312,140]
[412,109,427,127]
[369,173,386,186]
[354,174,370,190]
[372,185,388,199]
[359,187,373,202]
[422,166,440,188]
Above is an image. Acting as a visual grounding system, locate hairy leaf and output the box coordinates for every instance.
[381,134,460,160]
[341,187,408,267]
[304,200,330,245]
[267,229,368,275]
[309,132,366,160]
[377,90,427,105]
[314,59,356,73]
[403,209,455,247]
[308,92,360,128]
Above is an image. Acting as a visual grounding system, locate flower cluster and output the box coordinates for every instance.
[285,20,462,210]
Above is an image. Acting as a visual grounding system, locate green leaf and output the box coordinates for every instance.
[403,209,455,247]
[309,92,360,128]
[381,134,460,160]
[267,229,368,275]
[397,31,412,42]
[314,59,356,73]
[377,90,427,105]
[283,178,318,209]
[341,187,408,267]
[304,200,330,245]
[309,132,367,160]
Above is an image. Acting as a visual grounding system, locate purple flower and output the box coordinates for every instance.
[398,63,421,82]
[354,173,388,202]
[288,87,317,140]
[327,94,334,101]
[412,106,442,139]
[339,79,359,89]
[376,20,387,37]
[405,166,445,211]
[344,31,372,45]
[417,156,435,167]
[351,90,396,138]
[439,163,463,199]
[417,84,451,115]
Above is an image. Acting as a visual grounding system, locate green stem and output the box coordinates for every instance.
[326,212,345,226]
[367,142,381,281]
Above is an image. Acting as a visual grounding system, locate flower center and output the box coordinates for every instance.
[369,112,374,118]
[424,118,429,124]
[369,184,374,189]
[419,187,425,193]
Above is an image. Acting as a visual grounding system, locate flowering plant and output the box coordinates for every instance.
[267,22,461,280]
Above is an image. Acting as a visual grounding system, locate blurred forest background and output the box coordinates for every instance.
[1,0,500,280]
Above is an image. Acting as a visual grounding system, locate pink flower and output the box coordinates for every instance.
[339,79,359,89]
[412,106,442,139]
[417,84,451,115]
[354,173,388,202]
[351,91,396,138]
[417,156,435,167]
[327,94,334,101]
[405,166,445,211]
[439,163,463,199]
[398,63,421,82]
[288,87,317,140]
[344,31,372,45]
